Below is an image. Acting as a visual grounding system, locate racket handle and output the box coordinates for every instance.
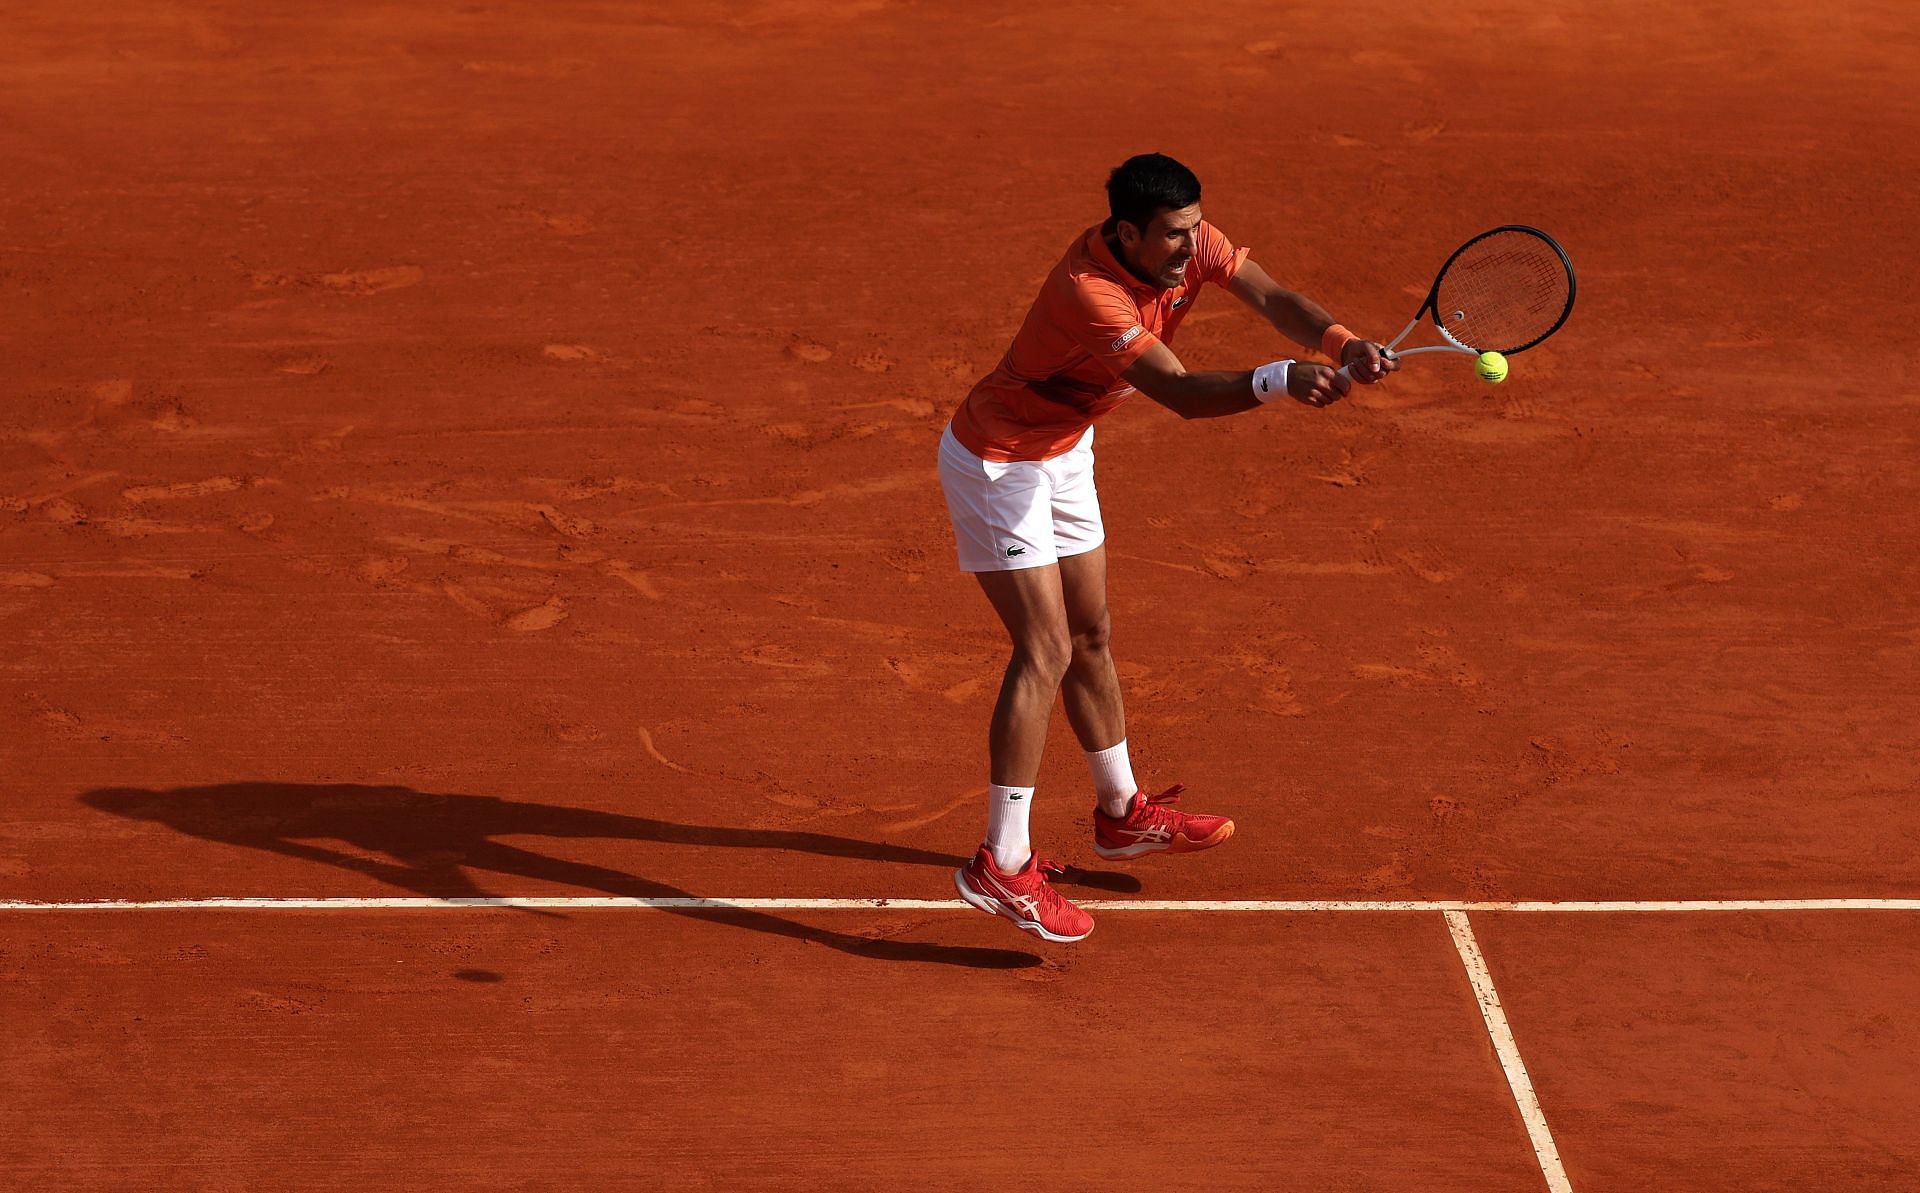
[1334,316,1421,381]
[1343,344,1474,380]
[1335,352,1409,380]
[1334,344,1406,382]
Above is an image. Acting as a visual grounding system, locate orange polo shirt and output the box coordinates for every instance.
[949,220,1249,462]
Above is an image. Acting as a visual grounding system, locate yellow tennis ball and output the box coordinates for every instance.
[1475,351,1508,384]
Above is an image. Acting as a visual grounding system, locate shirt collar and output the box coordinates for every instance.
[1086,223,1161,298]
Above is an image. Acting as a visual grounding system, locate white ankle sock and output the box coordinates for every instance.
[985,784,1035,872]
[1086,740,1138,817]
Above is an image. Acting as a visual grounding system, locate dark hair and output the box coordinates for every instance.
[1106,153,1201,231]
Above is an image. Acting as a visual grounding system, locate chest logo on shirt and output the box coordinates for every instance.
[1110,324,1144,353]
[1171,296,1188,310]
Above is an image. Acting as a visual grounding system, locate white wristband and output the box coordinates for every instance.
[1252,360,1292,403]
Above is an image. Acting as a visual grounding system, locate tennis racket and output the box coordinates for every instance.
[1339,225,1575,381]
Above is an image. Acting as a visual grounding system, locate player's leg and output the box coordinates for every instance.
[937,425,1092,941]
[1057,544,1137,816]
[1058,543,1123,748]
[1048,429,1236,860]
[955,564,1093,942]
[974,563,1072,796]
[1048,430,1139,816]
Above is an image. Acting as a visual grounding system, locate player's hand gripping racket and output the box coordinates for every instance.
[1339,225,1575,383]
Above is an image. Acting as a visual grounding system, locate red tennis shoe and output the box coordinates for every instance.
[953,846,1094,943]
[1093,784,1235,859]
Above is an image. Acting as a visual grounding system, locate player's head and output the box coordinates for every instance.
[1105,153,1202,289]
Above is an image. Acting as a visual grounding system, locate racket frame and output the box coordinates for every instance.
[1335,224,1575,380]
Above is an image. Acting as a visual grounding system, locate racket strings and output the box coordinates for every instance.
[1434,231,1573,354]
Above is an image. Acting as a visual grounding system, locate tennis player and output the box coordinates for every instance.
[940,153,1397,942]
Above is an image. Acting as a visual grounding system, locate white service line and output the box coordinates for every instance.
[1444,910,1574,1193]
[2,897,1919,912]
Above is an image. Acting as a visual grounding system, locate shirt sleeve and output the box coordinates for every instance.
[1196,221,1250,288]
[1062,277,1159,374]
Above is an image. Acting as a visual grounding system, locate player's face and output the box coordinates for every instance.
[1119,203,1201,289]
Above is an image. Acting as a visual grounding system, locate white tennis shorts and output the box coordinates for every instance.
[937,423,1105,573]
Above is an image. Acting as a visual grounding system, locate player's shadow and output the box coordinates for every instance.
[80,783,1141,970]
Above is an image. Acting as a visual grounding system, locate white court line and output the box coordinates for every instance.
[1,897,1918,911]
[1445,910,1574,1193]
[10,894,1912,1190]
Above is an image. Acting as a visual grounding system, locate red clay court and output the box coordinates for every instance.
[4,3,1918,1189]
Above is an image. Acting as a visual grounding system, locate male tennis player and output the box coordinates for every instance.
[940,153,1397,942]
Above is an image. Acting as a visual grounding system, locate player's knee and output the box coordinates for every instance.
[1014,633,1073,685]
[1070,609,1112,660]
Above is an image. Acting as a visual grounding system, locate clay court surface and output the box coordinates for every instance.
[3,1,1918,1189]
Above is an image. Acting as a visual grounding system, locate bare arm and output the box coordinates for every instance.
[1227,259,1339,351]
[1227,259,1398,382]
[1121,341,1349,420]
